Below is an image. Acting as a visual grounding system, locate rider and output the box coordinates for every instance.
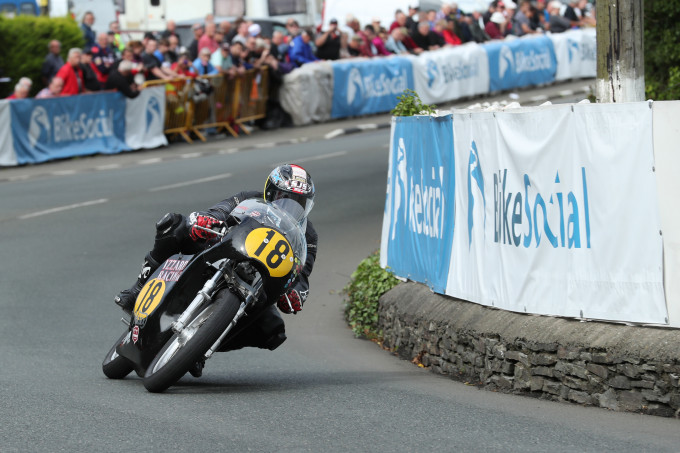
[114,164,318,354]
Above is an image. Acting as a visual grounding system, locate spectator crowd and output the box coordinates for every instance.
[5,1,596,109]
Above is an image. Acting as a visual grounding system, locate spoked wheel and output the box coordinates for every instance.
[102,331,135,379]
[143,290,241,393]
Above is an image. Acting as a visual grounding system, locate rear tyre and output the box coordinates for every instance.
[143,290,241,393]
[102,331,135,379]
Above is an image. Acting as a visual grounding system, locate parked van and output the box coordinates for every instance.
[0,0,38,16]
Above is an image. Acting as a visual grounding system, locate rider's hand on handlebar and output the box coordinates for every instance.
[277,289,303,314]
[189,214,223,241]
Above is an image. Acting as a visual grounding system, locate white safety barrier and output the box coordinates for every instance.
[411,43,490,105]
[280,29,596,125]
[279,61,334,126]
[548,28,597,81]
[381,101,680,327]
[652,102,680,327]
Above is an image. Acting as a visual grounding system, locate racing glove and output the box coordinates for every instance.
[189,213,223,241]
[277,288,303,314]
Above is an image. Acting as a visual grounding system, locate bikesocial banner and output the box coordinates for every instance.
[125,86,168,150]
[380,115,456,293]
[549,28,597,81]
[10,92,127,165]
[0,100,17,166]
[485,35,557,92]
[445,102,666,324]
[331,57,414,119]
[412,43,490,106]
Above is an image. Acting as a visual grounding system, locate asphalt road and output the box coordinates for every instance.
[2,106,680,451]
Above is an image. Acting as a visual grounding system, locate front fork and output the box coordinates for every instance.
[170,261,263,360]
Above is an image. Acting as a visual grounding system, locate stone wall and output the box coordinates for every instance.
[378,283,680,417]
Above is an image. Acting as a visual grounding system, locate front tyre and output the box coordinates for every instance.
[143,290,241,393]
[102,331,135,379]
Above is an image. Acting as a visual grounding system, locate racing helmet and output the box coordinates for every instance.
[264,164,315,222]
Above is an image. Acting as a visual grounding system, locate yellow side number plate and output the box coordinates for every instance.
[244,228,294,278]
[133,278,166,320]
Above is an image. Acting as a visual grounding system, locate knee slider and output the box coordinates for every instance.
[155,213,184,238]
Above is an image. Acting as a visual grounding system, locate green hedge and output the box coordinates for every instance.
[343,251,400,339]
[0,15,83,98]
[645,0,680,100]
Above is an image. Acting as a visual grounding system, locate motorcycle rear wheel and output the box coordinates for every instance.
[142,289,241,393]
[102,331,135,379]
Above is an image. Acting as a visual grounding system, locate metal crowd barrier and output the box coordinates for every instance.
[142,68,269,143]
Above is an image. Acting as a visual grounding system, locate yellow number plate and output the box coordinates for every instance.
[133,278,166,320]
[244,228,294,278]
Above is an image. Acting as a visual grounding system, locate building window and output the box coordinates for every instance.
[214,0,245,16]
[268,0,307,16]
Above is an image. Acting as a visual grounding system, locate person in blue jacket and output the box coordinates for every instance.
[193,47,219,75]
[287,30,319,67]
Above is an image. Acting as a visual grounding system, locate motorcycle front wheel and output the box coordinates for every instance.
[102,331,135,379]
[142,289,241,393]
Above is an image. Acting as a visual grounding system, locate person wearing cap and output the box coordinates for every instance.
[483,1,501,25]
[188,23,204,61]
[193,47,219,75]
[288,29,319,67]
[285,19,302,42]
[248,23,262,38]
[485,11,507,39]
[315,18,342,60]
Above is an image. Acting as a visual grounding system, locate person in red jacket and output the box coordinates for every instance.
[55,48,84,96]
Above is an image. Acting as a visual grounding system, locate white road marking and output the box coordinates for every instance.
[559,90,574,97]
[255,142,275,149]
[19,198,109,219]
[530,95,549,102]
[357,124,378,130]
[138,158,162,165]
[51,170,77,175]
[181,152,202,159]
[219,148,239,154]
[149,173,233,192]
[324,129,344,139]
[273,151,347,168]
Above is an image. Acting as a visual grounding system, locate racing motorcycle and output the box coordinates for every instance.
[102,198,307,393]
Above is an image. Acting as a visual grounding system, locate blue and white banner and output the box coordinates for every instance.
[2,87,167,166]
[331,57,414,119]
[381,115,456,293]
[382,102,668,324]
[125,86,168,150]
[485,35,557,92]
[412,43,490,106]
[10,92,127,165]
[549,28,597,81]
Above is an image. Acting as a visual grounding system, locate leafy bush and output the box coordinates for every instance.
[343,251,400,339]
[0,15,83,98]
[391,89,436,116]
[645,0,680,100]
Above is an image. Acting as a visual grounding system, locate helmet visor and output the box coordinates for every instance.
[270,190,313,224]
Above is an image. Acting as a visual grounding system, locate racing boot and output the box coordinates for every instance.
[189,359,205,378]
[114,254,160,315]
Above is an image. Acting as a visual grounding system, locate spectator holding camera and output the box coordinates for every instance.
[105,60,141,99]
[315,18,342,60]
[171,51,198,77]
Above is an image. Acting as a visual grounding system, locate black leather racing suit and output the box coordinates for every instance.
[144,191,318,351]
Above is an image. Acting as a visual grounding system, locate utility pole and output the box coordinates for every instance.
[595,0,645,102]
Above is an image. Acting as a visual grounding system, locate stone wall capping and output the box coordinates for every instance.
[378,282,680,418]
